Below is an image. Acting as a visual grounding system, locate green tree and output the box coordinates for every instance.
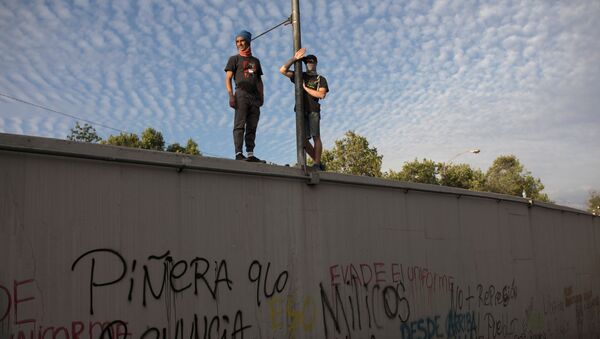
[166,143,186,153]
[385,159,486,190]
[140,127,165,151]
[385,158,438,185]
[166,138,201,155]
[67,122,102,143]
[467,167,486,191]
[484,155,550,202]
[102,132,141,148]
[321,131,383,177]
[441,163,486,190]
[587,191,600,215]
[102,127,201,156]
[185,138,201,155]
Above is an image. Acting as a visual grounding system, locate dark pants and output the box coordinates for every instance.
[233,92,260,154]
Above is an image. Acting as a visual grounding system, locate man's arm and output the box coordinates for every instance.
[279,49,305,79]
[279,60,295,79]
[258,77,264,106]
[302,84,327,99]
[225,71,236,108]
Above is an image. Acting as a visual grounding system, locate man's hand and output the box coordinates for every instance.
[303,83,326,99]
[280,48,306,79]
[294,47,306,61]
[229,94,236,109]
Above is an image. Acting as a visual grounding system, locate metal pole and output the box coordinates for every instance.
[291,0,306,167]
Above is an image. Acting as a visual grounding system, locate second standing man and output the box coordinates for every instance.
[280,48,329,170]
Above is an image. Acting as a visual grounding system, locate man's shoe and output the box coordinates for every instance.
[247,155,265,163]
[235,153,247,160]
[312,164,321,171]
[319,163,326,171]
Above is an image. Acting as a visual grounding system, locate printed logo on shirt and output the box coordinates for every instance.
[304,76,321,91]
[243,60,256,79]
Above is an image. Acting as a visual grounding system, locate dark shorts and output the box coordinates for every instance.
[305,111,320,139]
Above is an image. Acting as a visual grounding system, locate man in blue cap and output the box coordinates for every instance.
[225,30,265,162]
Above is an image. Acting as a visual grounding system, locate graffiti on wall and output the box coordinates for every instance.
[0,278,130,339]
[0,248,300,339]
[2,253,600,339]
[319,281,411,338]
[328,262,455,295]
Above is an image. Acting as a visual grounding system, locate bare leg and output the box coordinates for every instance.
[304,139,316,160]
[313,136,322,164]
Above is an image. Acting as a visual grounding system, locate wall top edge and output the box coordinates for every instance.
[0,132,592,217]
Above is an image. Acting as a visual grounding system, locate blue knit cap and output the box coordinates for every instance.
[236,30,252,43]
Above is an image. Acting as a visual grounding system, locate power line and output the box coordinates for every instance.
[252,16,292,41]
[0,91,126,134]
[0,91,224,158]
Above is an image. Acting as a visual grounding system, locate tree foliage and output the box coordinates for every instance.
[441,163,485,190]
[165,138,201,155]
[384,159,484,189]
[321,133,551,202]
[101,127,201,156]
[102,132,141,148]
[166,143,186,153]
[484,155,550,202]
[140,128,165,151]
[184,138,201,155]
[321,131,383,177]
[67,122,102,143]
[588,191,600,215]
[381,153,549,201]
[385,158,438,185]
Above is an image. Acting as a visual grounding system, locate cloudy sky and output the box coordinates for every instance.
[1,0,598,210]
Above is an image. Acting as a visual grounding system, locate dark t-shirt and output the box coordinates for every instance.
[292,72,329,113]
[224,55,263,97]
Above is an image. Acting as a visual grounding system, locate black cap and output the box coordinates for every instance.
[303,54,317,63]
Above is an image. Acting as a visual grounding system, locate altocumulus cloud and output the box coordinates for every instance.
[0,0,598,209]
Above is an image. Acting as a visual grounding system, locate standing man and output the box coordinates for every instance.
[225,30,265,162]
[280,49,329,170]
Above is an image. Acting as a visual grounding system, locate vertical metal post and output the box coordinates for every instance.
[291,0,306,167]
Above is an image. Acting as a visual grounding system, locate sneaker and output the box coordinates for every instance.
[247,155,264,163]
[312,164,321,171]
[235,153,246,160]
[319,163,326,171]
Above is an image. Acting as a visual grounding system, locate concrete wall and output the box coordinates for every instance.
[1,133,598,339]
